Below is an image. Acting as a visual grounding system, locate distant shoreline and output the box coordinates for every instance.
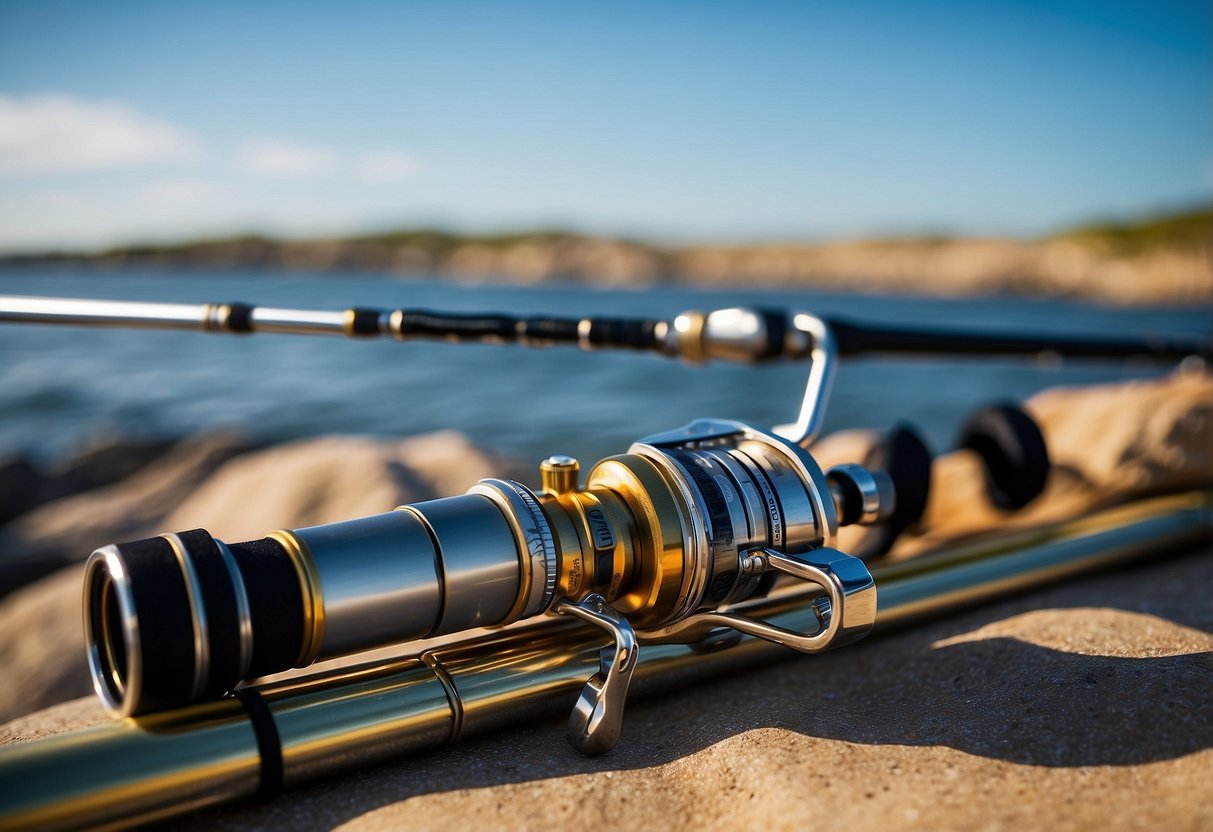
[3,207,1209,305]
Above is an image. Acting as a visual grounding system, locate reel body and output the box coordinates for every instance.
[84,417,887,753]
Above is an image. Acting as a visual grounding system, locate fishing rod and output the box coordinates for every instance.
[0,292,1207,829]
[2,294,1207,448]
[1,492,1208,830]
[1,295,1208,363]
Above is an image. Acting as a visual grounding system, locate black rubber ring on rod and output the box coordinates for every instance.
[347,307,382,336]
[234,688,284,802]
[225,303,254,333]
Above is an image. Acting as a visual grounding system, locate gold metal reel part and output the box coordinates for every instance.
[537,415,880,755]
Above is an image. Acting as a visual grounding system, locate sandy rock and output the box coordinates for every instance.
[0,566,90,724]
[1027,369,1213,496]
[811,370,1213,557]
[0,433,252,594]
[903,369,1213,554]
[37,436,179,504]
[0,696,106,746]
[0,431,523,597]
[0,430,523,721]
[0,437,175,527]
[161,430,526,542]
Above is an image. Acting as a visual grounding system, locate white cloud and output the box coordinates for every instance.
[0,113,429,249]
[138,177,226,208]
[353,149,422,184]
[0,93,202,175]
[26,189,85,210]
[236,137,338,178]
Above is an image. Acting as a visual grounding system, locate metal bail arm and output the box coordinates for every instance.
[555,593,639,756]
[773,313,837,447]
[637,548,877,652]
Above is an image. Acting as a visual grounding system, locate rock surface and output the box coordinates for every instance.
[822,369,1213,558]
[0,430,527,723]
[10,219,1211,303]
[0,436,177,529]
[158,430,529,543]
[0,433,254,594]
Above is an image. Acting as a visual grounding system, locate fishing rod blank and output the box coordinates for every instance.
[0,295,1207,363]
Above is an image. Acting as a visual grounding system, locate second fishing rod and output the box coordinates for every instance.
[1,296,1209,363]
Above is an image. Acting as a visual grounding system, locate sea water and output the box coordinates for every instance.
[0,268,1208,465]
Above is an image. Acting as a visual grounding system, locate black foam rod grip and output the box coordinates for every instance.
[824,317,1212,362]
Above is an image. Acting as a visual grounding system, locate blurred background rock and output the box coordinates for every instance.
[7,207,1211,304]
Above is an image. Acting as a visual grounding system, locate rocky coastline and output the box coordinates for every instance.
[4,208,1210,304]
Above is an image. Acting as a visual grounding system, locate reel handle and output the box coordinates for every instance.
[634,547,876,652]
[556,594,638,755]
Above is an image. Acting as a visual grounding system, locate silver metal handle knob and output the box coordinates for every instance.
[555,594,639,756]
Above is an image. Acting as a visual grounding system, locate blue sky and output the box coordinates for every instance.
[0,1,1208,251]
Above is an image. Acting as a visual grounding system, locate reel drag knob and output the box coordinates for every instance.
[540,455,580,495]
[825,463,895,527]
